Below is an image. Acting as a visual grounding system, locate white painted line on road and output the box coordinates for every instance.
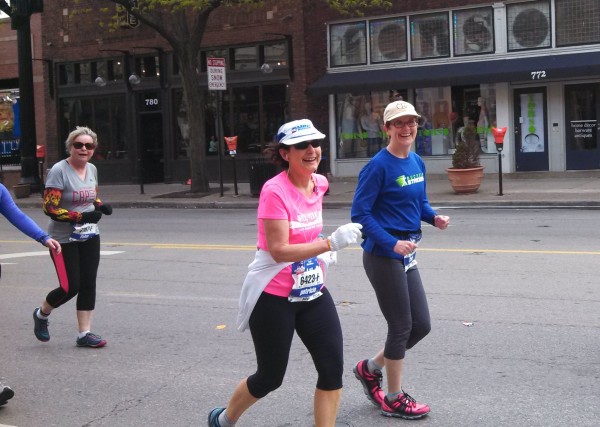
[0,250,124,260]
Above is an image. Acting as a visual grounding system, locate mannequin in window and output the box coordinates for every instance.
[415,102,432,156]
[360,102,382,157]
[477,97,489,153]
[340,94,358,158]
[208,136,218,155]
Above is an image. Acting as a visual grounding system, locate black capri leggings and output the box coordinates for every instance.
[46,236,100,311]
[363,251,431,360]
[246,287,344,399]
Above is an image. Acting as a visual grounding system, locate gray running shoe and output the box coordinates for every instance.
[33,307,50,342]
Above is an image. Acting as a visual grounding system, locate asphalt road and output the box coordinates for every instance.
[0,208,598,427]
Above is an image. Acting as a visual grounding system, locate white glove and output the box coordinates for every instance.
[329,223,362,252]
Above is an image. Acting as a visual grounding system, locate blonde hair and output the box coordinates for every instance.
[65,126,98,153]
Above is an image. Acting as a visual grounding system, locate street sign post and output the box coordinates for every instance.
[207,58,227,91]
[207,58,227,196]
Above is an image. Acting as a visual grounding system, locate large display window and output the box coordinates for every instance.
[335,85,496,159]
[59,96,127,161]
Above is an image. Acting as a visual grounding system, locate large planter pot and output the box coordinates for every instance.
[446,166,484,194]
[12,183,31,199]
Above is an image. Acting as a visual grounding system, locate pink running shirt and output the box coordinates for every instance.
[257,171,328,297]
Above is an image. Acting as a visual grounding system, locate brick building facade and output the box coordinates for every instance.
[1,1,599,186]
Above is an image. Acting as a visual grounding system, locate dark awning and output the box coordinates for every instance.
[307,51,600,95]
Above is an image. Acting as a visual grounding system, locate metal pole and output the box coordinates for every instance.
[497,151,503,196]
[217,91,224,197]
[14,1,40,191]
[232,154,238,196]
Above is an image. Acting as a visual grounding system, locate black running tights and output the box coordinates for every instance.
[246,287,343,398]
[46,236,100,311]
[363,251,431,360]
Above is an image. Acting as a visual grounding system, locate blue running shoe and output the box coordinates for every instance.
[208,407,225,427]
[76,332,107,348]
[33,307,50,342]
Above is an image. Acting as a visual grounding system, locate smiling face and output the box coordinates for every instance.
[280,140,322,174]
[385,115,418,146]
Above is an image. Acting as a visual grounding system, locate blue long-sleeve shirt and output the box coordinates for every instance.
[0,183,49,244]
[351,150,436,259]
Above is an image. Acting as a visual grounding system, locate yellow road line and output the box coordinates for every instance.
[3,240,599,256]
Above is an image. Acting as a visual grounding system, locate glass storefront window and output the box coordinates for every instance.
[59,96,127,161]
[410,12,450,59]
[264,42,287,68]
[233,46,257,70]
[334,86,496,159]
[173,89,190,159]
[414,88,453,156]
[449,84,497,155]
[330,22,367,67]
[59,63,75,85]
[506,1,551,51]
[370,17,407,63]
[565,84,598,151]
[556,0,600,47]
[225,87,260,151]
[135,55,160,78]
[453,7,494,56]
[79,63,92,84]
[262,84,287,144]
[220,84,287,154]
[336,90,406,159]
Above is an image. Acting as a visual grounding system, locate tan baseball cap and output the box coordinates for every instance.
[383,101,420,124]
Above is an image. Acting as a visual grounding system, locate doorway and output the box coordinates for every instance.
[139,111,164,183]
[564,83,600,170]
[513,87,549,171]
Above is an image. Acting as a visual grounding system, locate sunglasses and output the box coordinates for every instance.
[292,140,321,150]
[390,119,419,128]
[73,142,96,150]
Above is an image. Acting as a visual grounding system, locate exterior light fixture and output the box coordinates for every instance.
[128,73,141,85]
[260,63,273,74]
[94,76,107,87]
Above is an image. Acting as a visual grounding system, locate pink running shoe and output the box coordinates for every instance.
[381,391,430,419]
[353,359,384,407]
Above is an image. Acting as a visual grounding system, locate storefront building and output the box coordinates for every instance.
[309,0,600,177]
[10,1,599,184]
[38,1,326,184]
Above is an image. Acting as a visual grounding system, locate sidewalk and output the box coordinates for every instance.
[13,171,600,210]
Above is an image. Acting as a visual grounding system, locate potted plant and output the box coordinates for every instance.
[446,119,484,194]
[12,183,31,199]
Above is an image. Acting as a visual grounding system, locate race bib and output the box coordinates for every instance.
[288,257,324,302]
[70,223,99,242]
[403,232,422,272]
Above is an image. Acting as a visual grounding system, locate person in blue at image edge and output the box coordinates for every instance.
[208,119,362,427]
[0,183,61,407]
[351,100,450,419]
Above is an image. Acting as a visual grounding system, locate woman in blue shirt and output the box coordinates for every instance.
[351,101,450,420]
[0,183,61,406]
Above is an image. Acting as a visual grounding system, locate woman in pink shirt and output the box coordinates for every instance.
[208,119,362,427]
